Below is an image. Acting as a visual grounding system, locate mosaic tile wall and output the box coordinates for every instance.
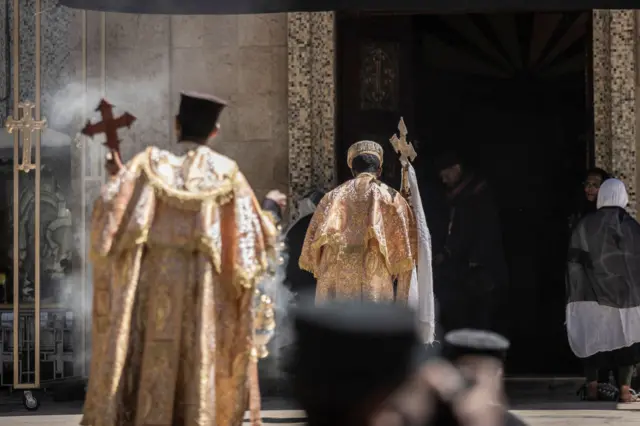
[593,9,637,215]
[287,12,336,219]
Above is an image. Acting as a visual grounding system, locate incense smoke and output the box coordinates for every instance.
[257,237,296,383]
[48,73,174,161]
[44,73,174,379]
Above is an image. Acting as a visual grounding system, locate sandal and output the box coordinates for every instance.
[619,387,640,403]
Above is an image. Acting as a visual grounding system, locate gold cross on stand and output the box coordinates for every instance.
[389,117,417,201]
[5,101,47,173]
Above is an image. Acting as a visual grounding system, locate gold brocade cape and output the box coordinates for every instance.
[299,173,417,303]
[82,145,278,426]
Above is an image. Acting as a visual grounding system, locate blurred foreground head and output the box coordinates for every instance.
[371,329,525,426]
[442,329,510,364]
[290,302,420,426]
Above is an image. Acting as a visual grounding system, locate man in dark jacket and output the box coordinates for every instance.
[284,190,325,301]
[434,152,508,334]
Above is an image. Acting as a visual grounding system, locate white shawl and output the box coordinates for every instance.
[406,163,436,344]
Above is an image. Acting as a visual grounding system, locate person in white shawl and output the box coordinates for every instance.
[567,178,640,402]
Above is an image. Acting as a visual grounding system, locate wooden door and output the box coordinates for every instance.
[337,13,417,187]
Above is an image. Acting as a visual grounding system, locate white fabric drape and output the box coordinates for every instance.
[597,178,628,209]
[566,302,640,358]
[406,163,436,344]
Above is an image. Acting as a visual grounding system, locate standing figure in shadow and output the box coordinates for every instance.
[568,167,610,231]
[567,167,613,390]
[433,151,508,335]
[284,189,325,302]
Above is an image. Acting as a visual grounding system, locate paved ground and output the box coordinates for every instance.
[0,402,639,425]
[511,402,640,425]
[1,378,639,425]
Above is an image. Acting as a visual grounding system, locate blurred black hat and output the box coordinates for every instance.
[177,92,227,143]
[442,329,510,362]
[291,302,419,391]
[290,302,420,425]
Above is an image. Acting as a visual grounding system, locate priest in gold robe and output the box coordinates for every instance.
[82,92,285,426]
[299,140,417,303]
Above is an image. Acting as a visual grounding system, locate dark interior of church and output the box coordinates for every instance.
[337,11,592,375]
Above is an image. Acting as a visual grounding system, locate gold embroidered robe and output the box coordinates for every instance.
[82,145,279,426]
[299,173,417,303]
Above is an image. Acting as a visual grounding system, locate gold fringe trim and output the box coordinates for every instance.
[140,147,237,211]
[300,227,415,278]
[93,238,274,296]
[90,148,283,294]
[234,262,269,290]
[91,234,274,288]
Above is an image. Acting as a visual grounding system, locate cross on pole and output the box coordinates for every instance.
[389,117,417,202]
[81,99,136,157]
[389,117,417,165]
[5,101,47,173]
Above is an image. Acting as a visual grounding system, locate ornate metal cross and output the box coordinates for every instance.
[5,101,47,173]
[389,117,417,202]
[81,99,136,157]
[389,117,417,164]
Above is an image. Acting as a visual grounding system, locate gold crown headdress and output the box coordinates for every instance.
[347,140,384,169]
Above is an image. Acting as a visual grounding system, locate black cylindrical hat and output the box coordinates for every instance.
[177,91,227,142]
[290,302,419,392]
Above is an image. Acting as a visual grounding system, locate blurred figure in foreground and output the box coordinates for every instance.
[290,302,525,426]
[291,303,417,426]
[567,178,640,402]
[371,329,525,426]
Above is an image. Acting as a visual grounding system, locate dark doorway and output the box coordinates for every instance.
[337,11,593,375]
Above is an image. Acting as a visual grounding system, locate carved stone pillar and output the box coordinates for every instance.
[287,12,336,218]
[593,10,637,215]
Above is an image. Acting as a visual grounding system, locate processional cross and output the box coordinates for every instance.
[81,99,136,160]
[389,117,417,200]
[5,101,47,173]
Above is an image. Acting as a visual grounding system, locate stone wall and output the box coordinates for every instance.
[75,12,289,201]
[170,14,289,200]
